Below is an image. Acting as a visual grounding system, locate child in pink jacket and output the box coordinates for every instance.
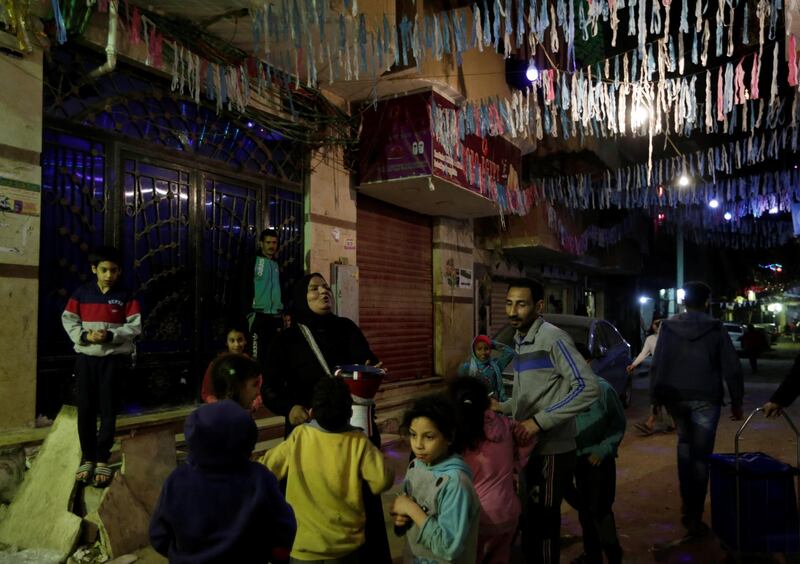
[449,376,533,564]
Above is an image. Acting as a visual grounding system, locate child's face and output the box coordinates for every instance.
[92,261,121,291]
[474,341,491,362]
[409,416,449,465]
[239,377,260,410]
[226,330,247,354]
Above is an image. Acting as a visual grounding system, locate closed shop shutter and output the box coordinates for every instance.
[489,281,509,338]
[357,195,433,381]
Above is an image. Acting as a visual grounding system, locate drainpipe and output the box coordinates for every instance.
[88,0,118,78]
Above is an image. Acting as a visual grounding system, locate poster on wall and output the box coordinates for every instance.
[458,268,473,289]
[0,177,39,261]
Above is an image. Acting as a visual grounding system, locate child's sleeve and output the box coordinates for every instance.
[61,293,88,345]
[456,361,470,378]
[258,468,297,562]
[200,361,217,403]
[416,473,475,561]
[360,441,395,495]
[493,341,516,370]
[260,438,291,481]
[108,296,142,344]
[148,480,174,557]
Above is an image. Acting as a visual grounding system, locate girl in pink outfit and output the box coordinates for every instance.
[449,377,533,564]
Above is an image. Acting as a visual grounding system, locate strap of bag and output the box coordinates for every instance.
[298,323,334,378]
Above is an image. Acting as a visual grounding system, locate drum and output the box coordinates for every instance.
[335,364,385,437]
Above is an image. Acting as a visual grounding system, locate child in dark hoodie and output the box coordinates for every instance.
[457,335,514,413]
[149,358,296,563]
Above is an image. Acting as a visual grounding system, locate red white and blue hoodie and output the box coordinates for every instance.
[61,282,142,356]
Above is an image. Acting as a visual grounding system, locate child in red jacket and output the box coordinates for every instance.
[200,324,262,411]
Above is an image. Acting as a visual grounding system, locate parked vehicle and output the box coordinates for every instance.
[724,323,745,352]
[494,314,634,407]
[753,323,780,344]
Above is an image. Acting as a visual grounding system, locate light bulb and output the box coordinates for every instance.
[723,212,732,221]
[678,175,690,187]
[709,199,719,209]
[526,62,539,82]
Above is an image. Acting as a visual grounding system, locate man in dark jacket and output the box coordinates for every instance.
[763,353,800,417]
[651,281,744,541]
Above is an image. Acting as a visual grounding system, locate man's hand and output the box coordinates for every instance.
[588,453,604,466]
[365,359,385,372]
[513,418,540,443]
[763,402,783,418]
[489,397,502,412]
[730,404,744,421]
[288,404,310,426]
[626,364,635,374]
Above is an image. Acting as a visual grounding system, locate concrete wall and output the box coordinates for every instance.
[0,49,44,430]
[304,145,358,278]
[432,218,474,380]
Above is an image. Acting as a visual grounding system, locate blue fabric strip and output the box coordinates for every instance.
[545,341,587,412]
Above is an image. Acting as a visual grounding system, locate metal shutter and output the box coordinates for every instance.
[357,195,433,381]
[489,281,509,338]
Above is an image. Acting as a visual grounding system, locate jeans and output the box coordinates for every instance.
[666,400,721,526]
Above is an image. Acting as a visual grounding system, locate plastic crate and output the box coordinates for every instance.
[710,452,800,553]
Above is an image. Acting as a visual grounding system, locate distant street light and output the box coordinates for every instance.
[724,212,733,221]
[639,296,649,304]
[631,105,649,127]
[769,206,779,214]
[709,199,719,208]
[678,174,690,187]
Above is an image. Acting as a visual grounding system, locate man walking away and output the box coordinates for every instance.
[651,281,744,543]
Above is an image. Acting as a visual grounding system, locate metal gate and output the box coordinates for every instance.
[39,47,305,412]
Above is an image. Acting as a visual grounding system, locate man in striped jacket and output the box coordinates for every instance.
[62,246,141,487]
[506,278,599,564]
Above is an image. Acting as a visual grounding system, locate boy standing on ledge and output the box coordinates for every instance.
[62,246,141,488]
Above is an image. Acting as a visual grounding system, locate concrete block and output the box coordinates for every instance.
[0,406,82,560]
[93,474,151,558]
[119,426,176,514]
[0,447,25,503]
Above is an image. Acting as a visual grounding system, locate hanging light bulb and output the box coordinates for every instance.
[526,61,539,82]
[631,105,649,127]
[708,199,719,209]
[723,212,733,221]
[677,174,690,187]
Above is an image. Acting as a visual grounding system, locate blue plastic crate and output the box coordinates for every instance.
[710,452,800,553]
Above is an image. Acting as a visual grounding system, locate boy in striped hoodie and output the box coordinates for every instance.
[62,246,141,487]
[506,278,599,564]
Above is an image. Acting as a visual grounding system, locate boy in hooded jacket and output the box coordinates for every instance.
[150,400,296,563]
[457,335,515,414]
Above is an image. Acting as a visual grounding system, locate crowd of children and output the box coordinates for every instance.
[64,247,626,563]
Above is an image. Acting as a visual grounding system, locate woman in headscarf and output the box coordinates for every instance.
[262,272,391,564]
[262,272,381,435]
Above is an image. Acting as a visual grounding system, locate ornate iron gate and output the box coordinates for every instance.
[39,47,306,412]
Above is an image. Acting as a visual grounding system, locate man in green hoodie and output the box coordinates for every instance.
[506,278,599,564]
[246,228,284,362]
